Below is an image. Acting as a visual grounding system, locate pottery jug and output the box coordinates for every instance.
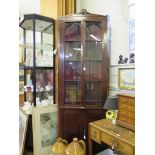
[65,137,86,155]
[51,137,68,154]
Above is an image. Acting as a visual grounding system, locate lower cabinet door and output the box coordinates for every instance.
[59,108,84,143]
[58,108,105,144]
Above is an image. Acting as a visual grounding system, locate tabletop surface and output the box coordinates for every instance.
[89,119,135,146]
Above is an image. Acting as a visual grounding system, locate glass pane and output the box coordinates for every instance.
[129,20,135,36]
[85,82,102,101]
[25,70,33,86]
[97,62,102,80]
[20,19,53,34]
[36,48,53,67]
[36,69,54,105]
[64,82,81,102]
[23,22,54,67]
[34,31,53,67]
[64,62,81,81]
[65,22,81,41]
[26,92,33,104]
[23,31,53,67]
[35,19,53,33]
[86,21,103,41]
[36,69,53,91]
[90,62,102,80]
[24,48,33,67]
[24,70,33,104]
[85,62,89,81]
[129,35,135,50]
[85,42,102,61]
[64,42,81,61]
[85,62,102,81]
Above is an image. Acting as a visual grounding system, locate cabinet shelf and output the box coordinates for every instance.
[85,40,102,42]
[20,43,53,51]
[24,66,54,69]
[36,90,54,93]
[65,41,81,42]
[64,60,81,62]
[64,80,81,82]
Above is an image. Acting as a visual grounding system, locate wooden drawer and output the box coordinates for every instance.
[117,114,135,125]
[118,96,134,106]
[118,109,134,119]
[90,126,101,144]
[118,102,134,113]
[101,131,134,155]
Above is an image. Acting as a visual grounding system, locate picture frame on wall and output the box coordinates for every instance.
[118,67,135,90]
[32,105,58,155]
[19,108,29,155]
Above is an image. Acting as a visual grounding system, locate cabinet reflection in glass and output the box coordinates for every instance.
[64,62,81,81]
[85,81,102,101]
[65,22,81,41]
[86,21,103,41]
[64,42,81,61]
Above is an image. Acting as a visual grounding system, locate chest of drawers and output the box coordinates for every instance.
[117,94,135,131]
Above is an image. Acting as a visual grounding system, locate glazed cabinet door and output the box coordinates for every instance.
[58,19,108,107]
[61,21,83,106]
[84,21,106,106]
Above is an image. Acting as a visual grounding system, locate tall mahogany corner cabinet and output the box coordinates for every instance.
[58,11,110,147]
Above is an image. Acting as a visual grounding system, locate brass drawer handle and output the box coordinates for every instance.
[111,139,117,150]
[121,117,126,121]
[121,111,127,115]
[121,99,127,102]
[121,105,127,110]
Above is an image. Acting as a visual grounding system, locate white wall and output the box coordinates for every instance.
[77,0,129,65]
[19,0,40,17]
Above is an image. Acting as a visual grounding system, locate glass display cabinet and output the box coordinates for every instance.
[19,14,55,106]
[58,10,110,147]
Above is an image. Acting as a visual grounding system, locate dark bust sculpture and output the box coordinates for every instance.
[118,55,124,64]
[130,53,135,63]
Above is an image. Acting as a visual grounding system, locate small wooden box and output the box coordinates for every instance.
[117,94,135,131]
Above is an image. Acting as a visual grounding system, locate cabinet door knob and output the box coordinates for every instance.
[121,111,127,115]
[121,105,127,110]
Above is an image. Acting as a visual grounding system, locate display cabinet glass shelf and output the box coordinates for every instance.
[19,14,55,106]
[58,10,110,145]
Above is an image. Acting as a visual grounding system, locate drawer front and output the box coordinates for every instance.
[118,96,135,106]
[118,102,135,113]
[117,114,135,125]
[118,109,135,119]
[101,131,134,155]
[90,126,101,144]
